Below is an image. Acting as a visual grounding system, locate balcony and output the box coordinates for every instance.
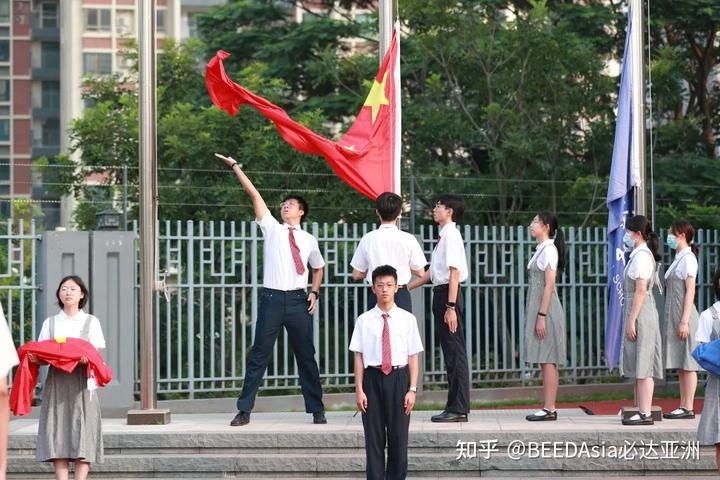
[31,26,60,40]
[31,145,60,159]
[32,106,60,119]
[31,65,60,80]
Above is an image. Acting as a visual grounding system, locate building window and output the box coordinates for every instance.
[0,119,9,141]
[83,53,112,75]
[38,2,58,28]
[85,8,111,32]
[41,119,59,146]
[0,0,9,24]
[41,42,60,68]
[0,40,8,62]
[187,13,199,38]
[41,81,59,109]
[0,162,8,181]
[116,11,134,35]
[157,10,166,34]
[0,80,8,102]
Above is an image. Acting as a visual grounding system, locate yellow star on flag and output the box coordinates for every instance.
[363,71,390,124]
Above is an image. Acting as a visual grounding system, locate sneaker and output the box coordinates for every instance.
[230,410,250,426]
[622,412,654,426]
[313,411,327,424]
[663,407,695,419]
[526,408,557,421]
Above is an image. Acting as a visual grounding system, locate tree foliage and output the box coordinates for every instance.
[42,0,720,229]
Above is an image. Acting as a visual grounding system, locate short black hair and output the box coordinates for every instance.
[713,265,720,301]
[375,192,402,221]
[56,275,90,310]
[436,193,465,222]
[371,265,398,284]
[282,195,309,222]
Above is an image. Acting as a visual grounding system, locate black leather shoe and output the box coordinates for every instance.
[663,407,695,419]
[431,411,468,423]
[230,411,250,426]
[622,412,654,426]
[313,411,327,424]
[526,408,557,421]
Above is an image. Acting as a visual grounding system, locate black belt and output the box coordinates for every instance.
[367,365,407,371]
[432,284,449,292]
[398,285,407,290]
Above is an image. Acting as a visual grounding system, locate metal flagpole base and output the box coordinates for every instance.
[126,409,171,425]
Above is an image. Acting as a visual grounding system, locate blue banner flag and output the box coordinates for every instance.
[605,13,636,370]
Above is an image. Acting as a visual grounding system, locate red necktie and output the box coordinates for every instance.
[288,227,306,275]
[434,233,442,250]
[381,313,392,375]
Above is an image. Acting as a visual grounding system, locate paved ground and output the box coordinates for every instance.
[9,407,701,435]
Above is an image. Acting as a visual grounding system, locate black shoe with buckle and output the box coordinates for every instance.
[526,408,557,421]
[230,410,250,426]
[431,411,468,423]
[313,411,327,424]
[663,407,695,419]
[622,412,654,426]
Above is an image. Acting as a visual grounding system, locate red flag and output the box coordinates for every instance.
[205,25,401,200]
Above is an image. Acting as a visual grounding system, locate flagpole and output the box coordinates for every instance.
[378,0,393,61]
[630,0,646,216]
[127,0,170,425]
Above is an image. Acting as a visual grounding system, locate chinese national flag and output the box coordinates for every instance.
[205,25,401,200]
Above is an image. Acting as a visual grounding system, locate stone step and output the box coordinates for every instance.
[8,450,719,477]
[9,410,718,477]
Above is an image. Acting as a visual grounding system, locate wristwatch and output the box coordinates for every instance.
[408,386,417,393]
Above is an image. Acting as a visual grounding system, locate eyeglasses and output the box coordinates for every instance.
[60,286,80,293]
[433,203,447,210]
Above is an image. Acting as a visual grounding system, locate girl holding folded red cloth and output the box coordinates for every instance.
[0,302,19,480]
[29,276,106,480]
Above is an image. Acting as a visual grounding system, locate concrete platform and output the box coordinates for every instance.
[8,408,718,478]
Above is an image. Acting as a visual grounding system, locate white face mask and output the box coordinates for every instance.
[623,232,634,249]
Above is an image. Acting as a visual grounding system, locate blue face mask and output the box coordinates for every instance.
[667,234,678,250]
[623,232,634,249]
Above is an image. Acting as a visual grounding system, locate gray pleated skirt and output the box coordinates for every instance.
[698,374,720,445]
[663,274,700,370]
[35,365,104,463]
[524,263,566,365]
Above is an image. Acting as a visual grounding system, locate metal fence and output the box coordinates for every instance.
[5,219,720,398]
[147,221,720,397]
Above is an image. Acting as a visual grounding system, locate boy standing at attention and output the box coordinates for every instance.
[350,265,423,480]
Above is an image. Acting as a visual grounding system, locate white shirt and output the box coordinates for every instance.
[257,212,325,291]
[527,239,558,271]
[38,310,106,350]
[696,301,720,343]
[349,305,424,368]
[665,247,698,280]
[350,224,427,285]
[625,244,654,280]
[0,302,18,377]
[429,222,469,286]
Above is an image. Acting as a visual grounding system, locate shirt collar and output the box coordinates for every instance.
[536,239,554,250]
[629,242,651,259]
[379,223,398,230]
[372,304,400,318]
[58,309,88,322]
[284,223,301,230]
[676,246,692,258]
[439,222,456,236]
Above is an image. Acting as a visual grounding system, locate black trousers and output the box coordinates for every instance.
[367,287,412,313]
[236,288,324,413]
[362,366,411,480]
[432,285,470,414]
